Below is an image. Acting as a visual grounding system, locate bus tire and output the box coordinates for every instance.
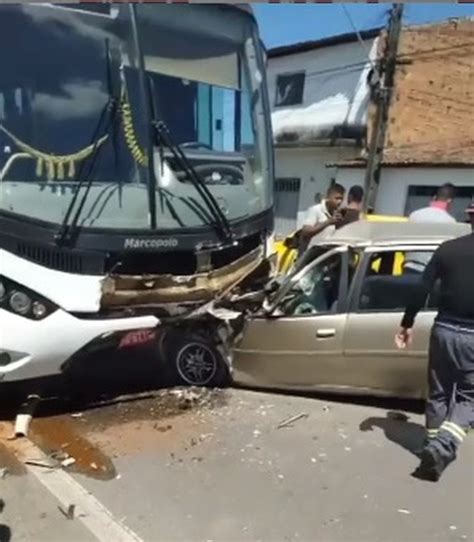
[163,331,230,388]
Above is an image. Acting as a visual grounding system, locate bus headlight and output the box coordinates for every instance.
[0,276,57,320]
[9,291,32,316]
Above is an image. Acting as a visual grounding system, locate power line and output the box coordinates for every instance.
[340,4,378,74]
[298,40,474,80]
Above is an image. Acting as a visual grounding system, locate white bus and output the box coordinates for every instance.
[0,4,274,388]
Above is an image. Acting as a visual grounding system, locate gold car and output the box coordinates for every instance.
[275,214,408,275]
[233,221,470,399]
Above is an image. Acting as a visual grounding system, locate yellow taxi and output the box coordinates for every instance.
[275,213,409,275]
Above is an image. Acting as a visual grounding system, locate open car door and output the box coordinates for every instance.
[232,246,353,391]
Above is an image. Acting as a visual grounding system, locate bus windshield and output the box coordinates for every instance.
[0,4,272,232]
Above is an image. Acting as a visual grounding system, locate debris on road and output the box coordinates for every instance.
[322,406,331,413]
[61,457,76,468]
[12,394,41,438]
[58,504,75,520]
[70,413,83,418]
[24,457,59,469]
[0,468,8,479]
[397,509,411,515]
[253,429,262,437]
[166,386,220,411]
[276,413,308,429]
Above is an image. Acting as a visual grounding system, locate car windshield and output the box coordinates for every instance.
[0,4,271,231]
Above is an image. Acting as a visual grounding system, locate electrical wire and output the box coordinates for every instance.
[288,40,474,81]
[340,4,378,73]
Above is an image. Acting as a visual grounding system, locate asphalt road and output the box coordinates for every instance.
[0,387,473,542]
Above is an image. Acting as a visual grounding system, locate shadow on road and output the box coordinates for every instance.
[0,525,11,542]
[0,499,10,542]
[359,411,425,456]
[0,346,174,422]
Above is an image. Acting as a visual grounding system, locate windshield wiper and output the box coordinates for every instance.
[152,120,233,244]
[54,97,118,247]
[55,40,119,247]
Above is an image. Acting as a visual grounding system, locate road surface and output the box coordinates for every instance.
[0,387,472,542]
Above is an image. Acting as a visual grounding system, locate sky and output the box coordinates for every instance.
[254,3,474,49]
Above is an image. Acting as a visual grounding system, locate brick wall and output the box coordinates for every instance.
[371,19,474,165]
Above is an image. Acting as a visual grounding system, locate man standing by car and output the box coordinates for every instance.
[395,202,474,482]
[409,183,457,224]
[298,183,345,255]
[404,184,457,273]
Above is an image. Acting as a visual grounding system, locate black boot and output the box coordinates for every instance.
[411,446,446,482]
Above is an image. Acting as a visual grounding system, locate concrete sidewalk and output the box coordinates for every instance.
[0,471,95,542]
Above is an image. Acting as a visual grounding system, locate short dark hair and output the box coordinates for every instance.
[327,183,345,197]
[348,185,364,204]
[436,183,455,201]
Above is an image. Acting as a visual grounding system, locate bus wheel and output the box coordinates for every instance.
[163,332,230,388]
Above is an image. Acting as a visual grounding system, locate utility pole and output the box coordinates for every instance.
[363,3,404,213]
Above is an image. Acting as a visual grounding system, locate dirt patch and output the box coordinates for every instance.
[30,417,116,481]
[88,413,209,458]
[0,441,26,476]
[66,387,227,458]
[0,388,228,481]
[21,388,228,480]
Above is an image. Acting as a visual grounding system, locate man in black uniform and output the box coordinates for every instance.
[395,202,474,481]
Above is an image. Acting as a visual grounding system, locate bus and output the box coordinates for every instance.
[0,4,274,388]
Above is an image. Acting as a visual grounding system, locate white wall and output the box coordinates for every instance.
[268,38,378,143]
[335,167,474,218]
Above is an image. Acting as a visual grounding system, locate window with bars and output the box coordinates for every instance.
[275,178,301,194]
[274,177,301,236]
[275,72,305,107]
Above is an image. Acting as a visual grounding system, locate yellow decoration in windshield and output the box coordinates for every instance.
[0,123,108,182]
[120,90,148,167]
[0,83,149,182]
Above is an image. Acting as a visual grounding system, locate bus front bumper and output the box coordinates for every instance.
[0,308,159,382]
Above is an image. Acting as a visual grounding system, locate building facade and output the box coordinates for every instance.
[333,18,474,221]
[268,19,474,232]
[267,29,380,237]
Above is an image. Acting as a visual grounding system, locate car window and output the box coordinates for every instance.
[359,249,435,312]
[277,252,343,316]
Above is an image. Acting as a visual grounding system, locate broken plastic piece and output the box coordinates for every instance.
[277,413,308,429]
[24,457,59,469]
[61,457,76,468]
[13,394,41,437]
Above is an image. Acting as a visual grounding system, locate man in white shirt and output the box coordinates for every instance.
[298,183,345,254]
[409,184,456,224]
[405,184,457,273]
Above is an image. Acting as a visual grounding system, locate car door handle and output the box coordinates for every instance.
[316,329,336,339]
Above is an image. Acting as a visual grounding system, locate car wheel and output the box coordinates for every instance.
[163,332,230,388]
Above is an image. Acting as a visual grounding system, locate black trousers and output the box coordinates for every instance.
[425,322,474,459]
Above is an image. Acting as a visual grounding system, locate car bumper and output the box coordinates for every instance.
[0,308,159,382]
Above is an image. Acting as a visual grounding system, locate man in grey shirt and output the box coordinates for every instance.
[405,184,456,273]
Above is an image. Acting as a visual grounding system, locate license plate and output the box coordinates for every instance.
[118,330,156,349]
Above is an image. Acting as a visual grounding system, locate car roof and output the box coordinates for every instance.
[319,220,471,247]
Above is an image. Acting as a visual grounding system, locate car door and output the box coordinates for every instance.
[343,245,439,399]
[233,247,353,391]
